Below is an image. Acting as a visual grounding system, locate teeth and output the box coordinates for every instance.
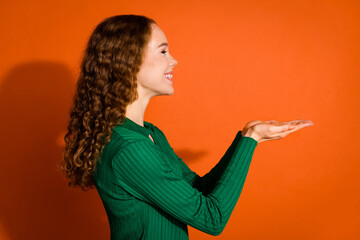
[164,74,173,80]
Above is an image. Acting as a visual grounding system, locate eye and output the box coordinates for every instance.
[161,50,167,54]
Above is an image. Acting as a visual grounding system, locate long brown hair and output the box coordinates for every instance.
[62,15,156,190]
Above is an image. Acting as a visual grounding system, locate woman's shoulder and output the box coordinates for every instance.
[100,127,147,161]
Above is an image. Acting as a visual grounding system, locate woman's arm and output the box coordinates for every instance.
[174,131,244,195]
[154,125,244,193]
[113,136,257,236]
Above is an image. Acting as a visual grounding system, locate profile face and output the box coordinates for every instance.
[136,23,178,98]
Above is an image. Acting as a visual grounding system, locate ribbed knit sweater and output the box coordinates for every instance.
[93,117,258,240]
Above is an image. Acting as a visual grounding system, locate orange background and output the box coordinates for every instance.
[1,0,359,239]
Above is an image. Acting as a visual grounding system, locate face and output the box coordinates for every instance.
[136,24,178,98]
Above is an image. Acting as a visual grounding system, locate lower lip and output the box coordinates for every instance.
[164,76,173,82]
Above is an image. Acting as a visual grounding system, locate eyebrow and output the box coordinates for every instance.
[157,42,168,48]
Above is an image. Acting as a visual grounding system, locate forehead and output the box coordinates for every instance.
[148,24,168,49]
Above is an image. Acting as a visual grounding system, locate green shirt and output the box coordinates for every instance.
[93,117,258,240]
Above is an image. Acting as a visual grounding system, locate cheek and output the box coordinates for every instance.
[137,56,169,79]
[152,55,170,69]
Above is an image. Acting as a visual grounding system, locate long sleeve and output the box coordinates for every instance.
[154,125,244,192]
[112,135,257,236]
[175,131,244,195]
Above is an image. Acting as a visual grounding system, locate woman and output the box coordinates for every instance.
[62,15,313,239]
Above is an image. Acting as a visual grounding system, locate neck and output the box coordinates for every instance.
[125,88,152,127]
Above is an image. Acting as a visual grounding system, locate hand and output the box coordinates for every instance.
[242,119,314,143]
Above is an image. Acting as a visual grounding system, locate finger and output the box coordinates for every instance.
[283,120,302,125]
[277,120,299,126]
[282,122,314,134]
[269,124,295,133]
[290,122,314,128]
[268,120,313,135]
[270,120,313,138]
[289,120,313,125]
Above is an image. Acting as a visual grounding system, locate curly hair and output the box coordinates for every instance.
[62,15,156,190]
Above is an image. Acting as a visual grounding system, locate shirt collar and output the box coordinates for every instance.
[118,117,154,138]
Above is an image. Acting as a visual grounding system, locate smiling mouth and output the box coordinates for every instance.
[164,72,173,80]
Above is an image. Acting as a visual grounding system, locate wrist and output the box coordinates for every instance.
[242,129,260,142]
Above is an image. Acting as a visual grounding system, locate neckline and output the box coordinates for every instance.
[118,117,154,138]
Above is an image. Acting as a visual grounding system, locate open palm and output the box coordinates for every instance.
[242,119,314,143]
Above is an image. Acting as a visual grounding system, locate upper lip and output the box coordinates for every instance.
[164,71,173,74]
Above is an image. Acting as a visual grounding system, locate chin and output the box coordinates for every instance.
[167,88,175,95]
[160,91,174,96]
[159,86,175,96]
[155,91,174,97]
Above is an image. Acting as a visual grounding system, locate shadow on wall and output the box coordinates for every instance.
[0,62,109,240]
[174,149,207,165]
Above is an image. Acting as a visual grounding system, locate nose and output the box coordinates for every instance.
[169,54,178,67]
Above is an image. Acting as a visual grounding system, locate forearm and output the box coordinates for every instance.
[191,131,244,194]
